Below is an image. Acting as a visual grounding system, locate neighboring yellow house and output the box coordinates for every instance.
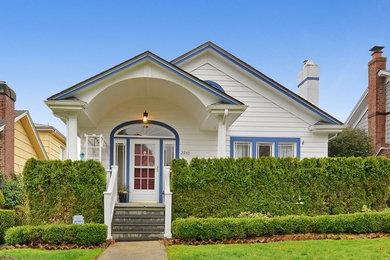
[35,123,66,161]
[13,110,66,174]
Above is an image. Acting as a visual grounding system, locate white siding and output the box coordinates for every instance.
[85,98,217,162]
[190,63,329,158]
[356,110,369,132]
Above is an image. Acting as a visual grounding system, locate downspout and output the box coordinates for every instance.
[376,147,390,156]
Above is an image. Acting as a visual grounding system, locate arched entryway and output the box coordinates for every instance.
[110,120,179,203]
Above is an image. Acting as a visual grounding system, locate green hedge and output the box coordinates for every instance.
[172,212,390,241]
[5,223,107,246]
[171,157,390,219]
[0,210,15,244]
[23,159,106,225]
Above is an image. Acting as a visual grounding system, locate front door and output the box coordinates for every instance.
[129,139,159,202]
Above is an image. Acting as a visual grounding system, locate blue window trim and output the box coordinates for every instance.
[110,120,179,203]
[173,45,339,125]
[126,139,130,202]
[204,80,225,93]
[230,136,301,158]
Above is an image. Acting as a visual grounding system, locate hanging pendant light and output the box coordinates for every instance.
[143,110,149,124]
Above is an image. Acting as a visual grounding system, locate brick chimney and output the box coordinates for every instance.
[0,81,16,178]
[298,60,319,106]
[367,46,390,157]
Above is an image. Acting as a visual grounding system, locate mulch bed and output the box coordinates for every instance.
[0,239,115,251]
[166,233,390,246]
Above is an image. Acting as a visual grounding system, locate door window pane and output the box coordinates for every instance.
[164,143,175,166]
[234,142,251,158]
[115,142,126,190]
[279,143,295,158]
[257,143,273,157]
[134,143,156,190]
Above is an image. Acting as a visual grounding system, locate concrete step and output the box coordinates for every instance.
[112,204,165,241]
[113,216,164,224]
[114,210,164,216]
[112,224,164,232]
[115,203,165,208]
[112,232,164,241]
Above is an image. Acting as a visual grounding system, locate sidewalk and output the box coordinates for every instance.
[98,241,168,260]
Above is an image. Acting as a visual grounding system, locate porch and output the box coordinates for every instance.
[44,52,247,240]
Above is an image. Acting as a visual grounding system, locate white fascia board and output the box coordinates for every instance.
[378,70,390,78]
[309,124,346,134]
[378,70,390,85]
[0,125,4,132]
[345,89,368,127]
[14,111,28,123]
[207,104,248,114]
[44,100,87,115]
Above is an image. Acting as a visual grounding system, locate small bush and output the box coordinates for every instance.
[5,224,107,246]
[172,212,390,241]
[2,176,25,209]
[328,128,372,157]
[0,209,15,243]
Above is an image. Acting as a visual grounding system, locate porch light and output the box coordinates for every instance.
[143,110,149,124]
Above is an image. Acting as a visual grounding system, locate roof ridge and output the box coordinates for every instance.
[171,41,342,125]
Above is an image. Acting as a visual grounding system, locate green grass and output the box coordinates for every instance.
[167,237,390,260]
[0,248,104,260]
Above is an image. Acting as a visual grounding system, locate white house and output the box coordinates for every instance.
[45,42,343,240]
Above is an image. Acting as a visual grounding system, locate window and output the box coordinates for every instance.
[163,141,175,166]
[257,143,273,158]
[279,143,295,158]
[234,142,251,158]
[114,141,126,190]
[60,146,66,160]
[231,137,300,158]
[116,124,174,138]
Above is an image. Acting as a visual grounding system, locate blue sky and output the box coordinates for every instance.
[0,0,388,134]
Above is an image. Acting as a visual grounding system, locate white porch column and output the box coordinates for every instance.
[217,120,227,158]
[66,113,78,160]
[217,109,228,158]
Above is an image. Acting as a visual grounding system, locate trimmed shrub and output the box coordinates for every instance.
[23,159,106,224]
[2,176,25,209]
[171,157,390,219]
[5,224,107,246]
[0,209,15,243]
[172,212,390,241]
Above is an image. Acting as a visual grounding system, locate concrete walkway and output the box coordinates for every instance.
[98,241,168,260]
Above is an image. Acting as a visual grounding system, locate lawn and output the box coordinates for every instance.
[167,237,390,260]
[0,248,104,260]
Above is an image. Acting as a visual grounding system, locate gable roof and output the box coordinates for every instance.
[14,110,48,159]
[345,89,368,127]
[35,123,66,143]
[172,41,342,125]
[47,51,244,106]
